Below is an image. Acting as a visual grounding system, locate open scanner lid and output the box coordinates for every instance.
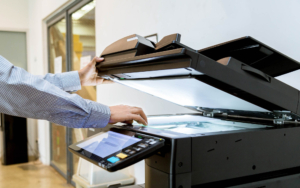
[198,36,300,77]
[97,34,300,122]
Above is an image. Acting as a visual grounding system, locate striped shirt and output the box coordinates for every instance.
[0,55,110,128]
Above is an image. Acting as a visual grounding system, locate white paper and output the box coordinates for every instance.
[145,35,157,43]
[54,56,62,74]
[127,36,138,42]
[80,55,92,69]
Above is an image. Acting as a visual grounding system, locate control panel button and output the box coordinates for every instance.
[116,153,128,159]
[138,143,148,148]
[149,141,157,145]
[137,135,143,139]
[129,151,136,155]
[133,147,142,151]
[107,156,120,163]
[124,149,131,153]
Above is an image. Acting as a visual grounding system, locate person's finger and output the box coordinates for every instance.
[102,80,115,84]
[128,114,147,125]
[95,77,104,85]
[124,120,134,124]
[90,57,97,64]
[95,57,104,62]
[88,57,104,67]
[131,107,148,125]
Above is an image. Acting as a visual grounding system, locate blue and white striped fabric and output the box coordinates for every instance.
[0,55,110,128]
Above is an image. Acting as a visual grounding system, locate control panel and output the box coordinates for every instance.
[69,128,164,172]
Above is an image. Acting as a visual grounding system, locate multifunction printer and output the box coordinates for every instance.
[70,34,300,188]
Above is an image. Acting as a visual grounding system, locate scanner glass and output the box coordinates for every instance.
[134,115,271,135]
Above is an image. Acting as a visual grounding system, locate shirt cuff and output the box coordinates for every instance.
[59,71,81,92]
[84,102,111,128]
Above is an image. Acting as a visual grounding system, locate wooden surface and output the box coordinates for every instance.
[0,161,73,188]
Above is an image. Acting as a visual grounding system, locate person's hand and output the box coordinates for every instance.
[78,57,107,86]
[109,105,148,125]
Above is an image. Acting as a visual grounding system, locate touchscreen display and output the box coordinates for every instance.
[77,131,142,158]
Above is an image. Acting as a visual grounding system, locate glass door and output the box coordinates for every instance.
[69,0,96,176]
[48,18,68,177]
[47,0,96,185]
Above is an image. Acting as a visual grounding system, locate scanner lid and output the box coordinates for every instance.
[97,34,300,120]
[199,36,300,77]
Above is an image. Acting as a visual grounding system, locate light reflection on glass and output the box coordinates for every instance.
[71,2,96,176]
[115,78,268,112]
[133,115,271,135]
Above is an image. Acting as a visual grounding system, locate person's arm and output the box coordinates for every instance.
[39,71,81,92]
[0,56,110,128]
[39,57,107,92]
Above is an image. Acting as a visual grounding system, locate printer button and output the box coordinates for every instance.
[107,163,113,169]
[101,163,107,168]
[138,143,148,148]
[149,141,157,145]
[116,153,128,159]
[133,147,142,151]
[107,156,120,164]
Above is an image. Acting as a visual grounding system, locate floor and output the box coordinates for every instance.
[0,161,74,188]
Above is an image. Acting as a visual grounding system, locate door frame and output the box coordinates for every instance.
[46,0,94,185]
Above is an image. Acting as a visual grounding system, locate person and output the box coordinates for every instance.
[0,55,148,128]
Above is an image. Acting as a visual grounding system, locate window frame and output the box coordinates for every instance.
[46,0,94,185]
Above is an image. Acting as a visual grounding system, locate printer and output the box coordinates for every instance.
[69,34,300,188]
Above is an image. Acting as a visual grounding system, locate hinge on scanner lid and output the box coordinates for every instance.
[188,106,300,126]
[196,107,222,118]
[272,111,294,125]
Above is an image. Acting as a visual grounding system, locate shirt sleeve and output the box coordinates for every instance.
[39,71,82,92]
[0,56,111,128]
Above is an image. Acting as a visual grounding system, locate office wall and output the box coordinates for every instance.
[0,0,29,31]
[96,0,300,114]
[95,0,300,183]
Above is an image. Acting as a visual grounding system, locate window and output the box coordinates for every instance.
[70,0,96,177]
[48,18,68,176]
[47,0,95,185]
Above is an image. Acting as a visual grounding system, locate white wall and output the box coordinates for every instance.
[0,0,29,31]
[95,0,300,183]
[96,0,300,114]
[96,0,300,60]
